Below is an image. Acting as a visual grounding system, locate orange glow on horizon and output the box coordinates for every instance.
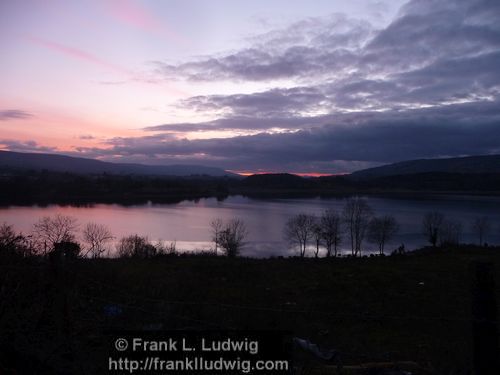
[295,172,349,177]
[228,170,349,177]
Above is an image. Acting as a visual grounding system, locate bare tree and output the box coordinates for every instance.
[472,216,491,246]
[0,222,30,257]
[0,223,21,249]
[320,209,343,257]
[218,219,247,257]
[32,214,79,255]
[368,215,399,255]
[82,222,114,258]
[210,218,223,255]
[154,239,177,255]
[311,218,322,258]
[342,197,373,256]
[422,212,444,247]
[117,234,156,258]
[440,219,463,246]
[284,213,315,257]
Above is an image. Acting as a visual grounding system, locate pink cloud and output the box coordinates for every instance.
[25,35,133,76]
[24,35,188,96]
[106,0,187,45]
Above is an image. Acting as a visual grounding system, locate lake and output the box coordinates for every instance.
[1,195,500,257]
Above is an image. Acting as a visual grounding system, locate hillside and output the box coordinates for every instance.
[349,154,500,179]
[0,150,234,177]
[241,173,314,189]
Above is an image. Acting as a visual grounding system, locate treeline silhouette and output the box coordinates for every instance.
[1,168,500,205]
[283,198,399,258]
[280,199,499,259]
[0,216,180,261]
[1,199,498,261]
[0,169,231,205]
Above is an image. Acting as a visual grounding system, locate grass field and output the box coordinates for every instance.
[1,247,500,374]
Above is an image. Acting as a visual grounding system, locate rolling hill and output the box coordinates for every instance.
[349,154,500,179]
[0,150,235,177]
[241,173,314,189]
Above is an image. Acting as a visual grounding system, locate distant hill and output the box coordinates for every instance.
[349,155,500,180]
[241,173,313,189]
[0,150,235,177]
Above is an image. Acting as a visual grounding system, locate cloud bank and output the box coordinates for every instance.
[8,0,500,173]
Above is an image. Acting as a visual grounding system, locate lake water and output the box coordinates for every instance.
[1,195,500,257]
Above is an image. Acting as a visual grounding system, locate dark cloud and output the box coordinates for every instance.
[154,0,500,86]
[145,116,319,133]
[363,4,500,71]
[18,0,500,174]
[179,86,328,117]
[0,139,58,153]
[0,109,34,121]
[153,13,371,82]
[146,86,332,133]
[76,100,500,173]
[84,0,500,172]
[145,0,500,137]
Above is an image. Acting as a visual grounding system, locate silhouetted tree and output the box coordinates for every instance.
[440,219,463,246]
[422,211,444,247]
[0,222,30,257]
[284,213,315,257]
[53,241,81,260]
[320,209,342,257]
[210,218,223,255]
[472,216,491,246]
[32,214,79,255]
[368,215,399,255]
[312,218,322,258]
[342,197,373,256]
[117,234,156,258]
[82,222,114,258]
[154,239,177,255]
[218,219,247,257]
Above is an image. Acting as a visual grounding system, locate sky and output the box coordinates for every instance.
[1,0,499,175]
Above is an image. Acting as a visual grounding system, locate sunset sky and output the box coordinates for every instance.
[1,0,499,174]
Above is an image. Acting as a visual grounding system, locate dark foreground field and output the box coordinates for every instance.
[1,248,500,374]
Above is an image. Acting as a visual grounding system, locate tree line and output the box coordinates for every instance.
[282,198,499,258]
[422,212,495,248]
[0,214,246,260]
[282,197,399,258]
[3,169,500,208]
[0,215,178,260]
[1,198,499,260]
[206,198,399,259]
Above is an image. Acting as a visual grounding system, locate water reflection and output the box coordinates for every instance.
[1,195,499,257]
